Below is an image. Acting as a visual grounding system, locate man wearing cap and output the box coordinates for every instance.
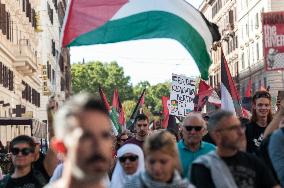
[191,110,280,188]
[177,112,215,178]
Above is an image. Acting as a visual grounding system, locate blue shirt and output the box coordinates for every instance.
[177,140,216,178]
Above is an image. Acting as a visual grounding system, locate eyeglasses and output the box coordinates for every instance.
[11,147,34,156]
[137,123,148,127]
[218,124,246,132]
[119,155,138,163]
[184,126,203,132]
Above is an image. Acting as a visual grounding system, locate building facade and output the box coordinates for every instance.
[237,0,284,99]
[200,0,284,102]
[0,0,71,144]
[200,0,239,91]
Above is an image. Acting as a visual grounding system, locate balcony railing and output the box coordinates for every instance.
[0,34,37,76]
[14,39,37,76]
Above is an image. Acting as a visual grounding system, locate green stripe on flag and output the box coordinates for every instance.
[110,108,122,134]
[69,11,211,79]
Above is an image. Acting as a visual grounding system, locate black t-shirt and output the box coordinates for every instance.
[5,171,42,188]
[245,122,266,154]
[33,152,50,182]
[191,151,277,188]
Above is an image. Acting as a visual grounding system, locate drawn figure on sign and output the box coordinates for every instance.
[170,100,178,113]
[267,48,278,69]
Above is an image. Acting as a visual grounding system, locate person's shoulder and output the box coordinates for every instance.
[0,174,11,188]
[236,151,264,164]
[177,140,184,148]
[123,174,142,188]
[202,141,216,150]
[272,128,284,138]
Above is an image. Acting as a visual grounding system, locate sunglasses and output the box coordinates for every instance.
[119,155,138,163]
[119,138,128,142]
[137,123,148,127]
[11,147,34,156]
[184,126,203,132]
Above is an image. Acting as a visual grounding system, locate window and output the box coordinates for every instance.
[22,0,26,12]
[251,45,254,63]
[246,23,249,37]
[47,61,51,80]
[252,82,256,94]
[61,77,65,91]
[52,69,55,84]
[256,42,259,60]
[47,2,53,24]
[255,13,259,29]
[258,80,262,89]
[52,40,56,56]
[247,48,250,67]
[242,53,245,69]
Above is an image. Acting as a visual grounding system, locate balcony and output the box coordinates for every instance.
[14,39,37,76]
[0,34,37,76]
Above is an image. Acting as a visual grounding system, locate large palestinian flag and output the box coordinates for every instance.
[62,0,221,79]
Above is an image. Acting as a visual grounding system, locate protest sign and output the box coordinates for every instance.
[263,11,284,70]
[170,74,196,117]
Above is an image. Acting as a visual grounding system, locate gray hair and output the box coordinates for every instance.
[207,110,234,133]
[182,112,206,127]
[54,92,109,141]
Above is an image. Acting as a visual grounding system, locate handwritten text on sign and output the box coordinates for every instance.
[170,74,196,117]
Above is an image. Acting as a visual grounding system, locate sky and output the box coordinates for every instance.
[70,0,204,86]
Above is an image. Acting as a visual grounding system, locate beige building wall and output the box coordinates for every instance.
[200,0,238,90]
[237,0,284,99]
[200,0,284,102]
[0,0,70,145]
[0,0,41,145]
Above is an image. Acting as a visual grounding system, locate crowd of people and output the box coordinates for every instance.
[0,90,283,188]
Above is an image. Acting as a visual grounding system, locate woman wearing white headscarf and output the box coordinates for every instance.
[111,144,144,188]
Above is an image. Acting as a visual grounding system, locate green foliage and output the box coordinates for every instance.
[122,100,137,121]
[133,81,170,113]
[71,61,133,102]
[71,60,171,121]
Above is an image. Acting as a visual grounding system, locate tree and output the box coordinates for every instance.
[71,61,133,101]
[132,81,170,114]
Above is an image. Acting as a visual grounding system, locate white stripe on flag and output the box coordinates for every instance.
[111,0,213,52]
[221,83,236,115]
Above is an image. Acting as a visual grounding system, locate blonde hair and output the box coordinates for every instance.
[143,130,181,172]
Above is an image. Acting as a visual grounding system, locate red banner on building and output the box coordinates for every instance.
[262,11,284,71]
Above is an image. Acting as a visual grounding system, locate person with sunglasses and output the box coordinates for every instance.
[124,114,149,149]
[246,90,273,155]
[0,135,48,188]
[111,144,144,188]
[191,110,280,188]
[177,112,216,178]
[124,131,195,188]
[116,132,129,150]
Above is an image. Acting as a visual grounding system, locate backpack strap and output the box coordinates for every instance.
[0,174,11,188]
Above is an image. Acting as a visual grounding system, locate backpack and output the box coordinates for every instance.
[0,168,48,188]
